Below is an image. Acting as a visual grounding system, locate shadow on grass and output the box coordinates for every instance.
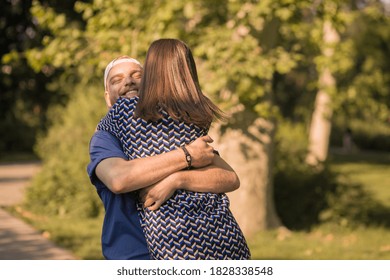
[329,149,390,166]
[320,179,390,228]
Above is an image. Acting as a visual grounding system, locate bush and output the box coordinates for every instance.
[273,122,335,229]
[24,84,106,218]
[330,118,390,151]
[274,121,387,230]
[351,120,390,151]
[274,165,337,230]
[319,175,389,228]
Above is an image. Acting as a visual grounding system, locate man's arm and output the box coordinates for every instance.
[139,155,240,210]
[179,155,240,193]
[95,135,215,194]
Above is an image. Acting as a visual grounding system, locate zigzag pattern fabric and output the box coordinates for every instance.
[97,97,250,259]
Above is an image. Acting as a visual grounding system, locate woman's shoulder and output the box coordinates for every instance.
[107,96,138,117]
[112,96,139,109]
[97,96,139,128]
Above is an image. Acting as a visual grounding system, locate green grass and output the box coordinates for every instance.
[250,150,390,260]
[11,150,390,260]
[29,216,104,260]
[329,151,390,207]
[249,225,390,260]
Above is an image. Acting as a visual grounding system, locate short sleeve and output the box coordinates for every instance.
[87,130,127,187]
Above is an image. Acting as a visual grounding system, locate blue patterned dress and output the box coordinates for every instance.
[97,97,250,259]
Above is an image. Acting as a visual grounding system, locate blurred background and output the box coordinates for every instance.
[0,0,389,259]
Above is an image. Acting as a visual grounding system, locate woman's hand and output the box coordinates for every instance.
[139,173,180,210]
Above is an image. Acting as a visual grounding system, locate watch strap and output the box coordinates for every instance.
[181,146,192,169]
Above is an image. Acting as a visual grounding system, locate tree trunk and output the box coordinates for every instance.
[209,117,282,238]
[306,21,339,166]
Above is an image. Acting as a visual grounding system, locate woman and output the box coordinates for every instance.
[97,39,250,259]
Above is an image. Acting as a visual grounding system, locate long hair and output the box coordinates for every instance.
[135,38,226,128]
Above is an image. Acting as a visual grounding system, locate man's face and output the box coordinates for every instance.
[104,62,142,108]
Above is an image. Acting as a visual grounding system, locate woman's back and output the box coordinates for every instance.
[97,97,250,260]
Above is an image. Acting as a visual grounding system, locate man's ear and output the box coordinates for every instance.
[104,90,112,108]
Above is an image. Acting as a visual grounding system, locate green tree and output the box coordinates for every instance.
[307,0,390,163]
[0,0,51,154]
[337,1,390,123]
[192,0,310,234]
[306,2,342,166]
[0,0,89,156]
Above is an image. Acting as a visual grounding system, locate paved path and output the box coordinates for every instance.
[0,162,75,260]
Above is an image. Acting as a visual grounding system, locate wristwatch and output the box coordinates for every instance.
[181,146,192,169]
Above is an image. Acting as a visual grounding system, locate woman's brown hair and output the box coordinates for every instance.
[135,38,226,128]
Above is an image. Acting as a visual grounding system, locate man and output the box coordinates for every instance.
[87,56,239,259]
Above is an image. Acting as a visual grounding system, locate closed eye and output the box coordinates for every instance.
[132,71,142,79]
[111,78,123,84]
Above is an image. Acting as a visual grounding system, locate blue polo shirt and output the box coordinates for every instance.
[87,130,150,260]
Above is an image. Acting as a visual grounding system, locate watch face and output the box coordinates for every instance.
[186,155,191,161]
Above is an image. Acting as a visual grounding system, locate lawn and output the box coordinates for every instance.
[329,150,390,207]
[250,150,390,260]
[249,224,390,260]
[12,150,390,260]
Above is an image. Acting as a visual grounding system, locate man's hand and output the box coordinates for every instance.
[186,135,215,168]
[139,173,179,211]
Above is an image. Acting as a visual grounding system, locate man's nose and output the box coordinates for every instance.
[124,76,135,85]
